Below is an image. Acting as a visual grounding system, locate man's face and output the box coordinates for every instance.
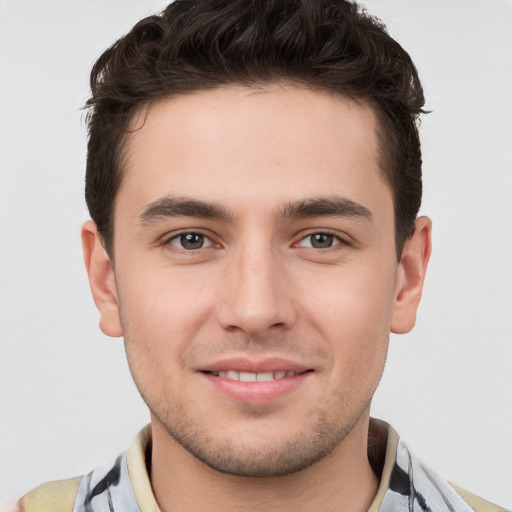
[93,85,419,476]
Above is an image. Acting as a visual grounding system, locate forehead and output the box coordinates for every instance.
[119,85,391,219]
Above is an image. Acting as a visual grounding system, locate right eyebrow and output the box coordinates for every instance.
[139,196,234,225]
[279,196,373,222]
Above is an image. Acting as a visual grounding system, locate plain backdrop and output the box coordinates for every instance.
[0,0,511,507]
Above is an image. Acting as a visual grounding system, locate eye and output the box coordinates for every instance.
[168,232,214,250]
[297,232,342,249]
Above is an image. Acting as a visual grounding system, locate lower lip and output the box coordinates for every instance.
[201,372,311,404]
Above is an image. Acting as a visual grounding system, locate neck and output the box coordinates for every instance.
[150,414,379,512]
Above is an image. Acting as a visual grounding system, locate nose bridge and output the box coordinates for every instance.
[218,235,293,335]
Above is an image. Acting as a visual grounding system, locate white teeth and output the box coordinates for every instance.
[256,372,274,382]
[210,370,297,381]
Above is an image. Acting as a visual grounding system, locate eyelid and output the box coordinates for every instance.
[161,229,221,250]
[293,229,351,248]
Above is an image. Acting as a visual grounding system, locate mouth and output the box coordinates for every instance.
[199,360,314,404]
[202,369,311,382]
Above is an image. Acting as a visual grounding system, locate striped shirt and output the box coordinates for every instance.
[18,419,508,512]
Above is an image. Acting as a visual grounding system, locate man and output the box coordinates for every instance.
[16,0,508,510]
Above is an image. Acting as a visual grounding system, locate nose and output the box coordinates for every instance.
[216,242,296,337]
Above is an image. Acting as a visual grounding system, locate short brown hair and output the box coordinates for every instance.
[85,0,426,257]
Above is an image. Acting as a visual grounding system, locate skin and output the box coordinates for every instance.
[83,85,431,512]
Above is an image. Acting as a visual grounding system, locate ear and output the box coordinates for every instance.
[81,220,123,337]
[391,216,432,334]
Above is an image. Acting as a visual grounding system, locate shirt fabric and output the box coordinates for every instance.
[19,419,508,512]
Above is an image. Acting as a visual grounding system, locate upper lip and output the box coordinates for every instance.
[200,357,312,374]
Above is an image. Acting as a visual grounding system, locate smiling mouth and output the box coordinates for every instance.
[203,370,312,382]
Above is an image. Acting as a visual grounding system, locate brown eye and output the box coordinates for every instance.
[169,232,211,250]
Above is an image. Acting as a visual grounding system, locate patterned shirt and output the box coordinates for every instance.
[18,419,508,512]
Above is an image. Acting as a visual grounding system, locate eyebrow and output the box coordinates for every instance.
[139,195,372,225]
[279,197,372,221]
[139,196,234,225]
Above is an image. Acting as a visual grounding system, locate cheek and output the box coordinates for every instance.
[116,265,219,365]
[297,262,395,367]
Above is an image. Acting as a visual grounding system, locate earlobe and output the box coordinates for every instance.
[81,220,123,337]
[390,216,432,334]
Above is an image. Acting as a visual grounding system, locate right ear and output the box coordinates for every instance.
[81,220,123,337]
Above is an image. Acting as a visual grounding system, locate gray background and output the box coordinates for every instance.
[0,0,511,507]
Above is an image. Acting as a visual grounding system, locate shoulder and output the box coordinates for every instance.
[449,483,510,512]
[16,476,81,512]
[14,426,153,512]
[369,420,510,512]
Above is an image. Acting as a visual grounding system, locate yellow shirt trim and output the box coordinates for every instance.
[18,476,81,512]
[367,422,400,511]
[126,424,161,512]
[449,483,510,512]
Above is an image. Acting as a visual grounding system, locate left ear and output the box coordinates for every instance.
[391,216,432,334]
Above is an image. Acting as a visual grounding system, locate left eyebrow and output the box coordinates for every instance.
[279,196,373,221]
[139,196,234,225]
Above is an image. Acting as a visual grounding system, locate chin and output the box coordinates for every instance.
[151,400,369,478]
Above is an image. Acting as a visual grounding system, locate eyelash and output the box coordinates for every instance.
[163,231,218,251]
[162,229,349,252]
[294,231,349,250]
